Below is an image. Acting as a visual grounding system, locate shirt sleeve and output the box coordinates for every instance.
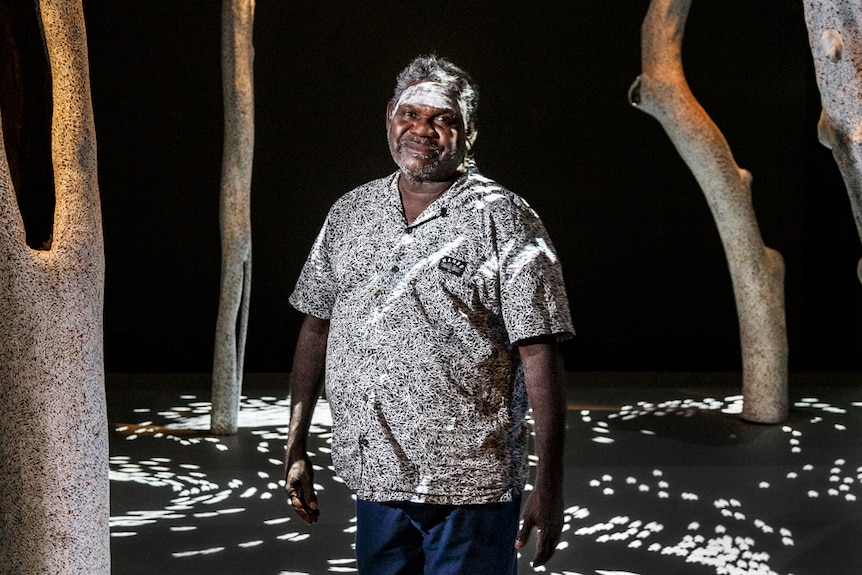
[289,214,339,319]
[498,202,575,345]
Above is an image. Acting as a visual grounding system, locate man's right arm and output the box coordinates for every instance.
[284,314,330,524]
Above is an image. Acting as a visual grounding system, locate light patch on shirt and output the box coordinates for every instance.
[505,237,559,279]
[471,190,506,211]
[415,475,434,495]
[381,237,466,308]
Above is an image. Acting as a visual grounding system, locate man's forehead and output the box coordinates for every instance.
[397,101,457,114]
[395,81,460,116]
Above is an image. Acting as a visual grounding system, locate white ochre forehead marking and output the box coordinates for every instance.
[393,82,465,123]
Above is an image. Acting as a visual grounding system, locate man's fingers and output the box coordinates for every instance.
[515,518,562,567]
[531,528,561,567]
[291,495,319,523]
[287,485,319,524]
[514,517,535,549]
[290,497,319,523]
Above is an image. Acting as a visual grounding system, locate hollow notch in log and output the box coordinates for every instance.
[0,0,56,250]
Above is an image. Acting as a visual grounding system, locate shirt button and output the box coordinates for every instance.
[391,265,399,273]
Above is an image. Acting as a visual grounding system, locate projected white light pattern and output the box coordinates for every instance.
[110,392,862,575]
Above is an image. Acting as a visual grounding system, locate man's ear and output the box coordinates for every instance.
[386,101,394,129]
[465,121,478,149]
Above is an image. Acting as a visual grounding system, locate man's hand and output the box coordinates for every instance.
[514,487,564,567]
[283,315,329,525]
[515,339,566,568]
[284,454,319,524]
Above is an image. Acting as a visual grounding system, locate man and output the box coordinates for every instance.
[284,54,574,574]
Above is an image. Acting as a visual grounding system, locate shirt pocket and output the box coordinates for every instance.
[415,260,500,330]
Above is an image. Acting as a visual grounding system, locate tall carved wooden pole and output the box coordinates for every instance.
[211,0,255,435]
[628,0,788,423]
[0,0,109,572]
[803,0,862,284]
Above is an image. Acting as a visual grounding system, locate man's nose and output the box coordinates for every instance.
[409,117,437,137]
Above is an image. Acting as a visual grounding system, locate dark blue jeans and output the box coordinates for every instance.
[355,498,520,575]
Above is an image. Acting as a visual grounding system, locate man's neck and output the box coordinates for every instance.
[398,172,460,225]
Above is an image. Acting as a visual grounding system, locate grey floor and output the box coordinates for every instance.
[108,372,862,575]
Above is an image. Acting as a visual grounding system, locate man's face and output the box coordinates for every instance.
[387,82,469,183]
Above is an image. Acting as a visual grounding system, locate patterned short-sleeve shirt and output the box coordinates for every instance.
[290,169,574,505]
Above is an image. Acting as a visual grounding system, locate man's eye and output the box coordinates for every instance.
[436,116,456,125]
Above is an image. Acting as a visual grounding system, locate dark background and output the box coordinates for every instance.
[81,1,862,375]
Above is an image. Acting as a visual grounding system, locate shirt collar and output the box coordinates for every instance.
[389,170,478,228]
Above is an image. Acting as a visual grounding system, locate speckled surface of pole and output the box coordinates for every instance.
[628,0,788,423]
[803,0,862,283]
[0,0,109,572]
[211,0,255,435]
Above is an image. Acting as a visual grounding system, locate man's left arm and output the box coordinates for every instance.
[514,337,567,568]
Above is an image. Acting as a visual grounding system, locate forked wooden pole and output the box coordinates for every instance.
[212,0,255,435]
[629,0,788,423]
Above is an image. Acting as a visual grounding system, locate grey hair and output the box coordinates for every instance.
[391,54,479,131]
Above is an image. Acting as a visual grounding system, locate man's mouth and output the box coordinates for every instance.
[401,138,441,158]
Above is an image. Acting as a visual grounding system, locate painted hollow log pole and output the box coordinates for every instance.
[803,0,862,284]
[211,0,255,435]
[628,0,788,423]
[0,0,109,572]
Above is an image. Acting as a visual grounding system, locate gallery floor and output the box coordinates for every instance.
[108,372,862,575]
